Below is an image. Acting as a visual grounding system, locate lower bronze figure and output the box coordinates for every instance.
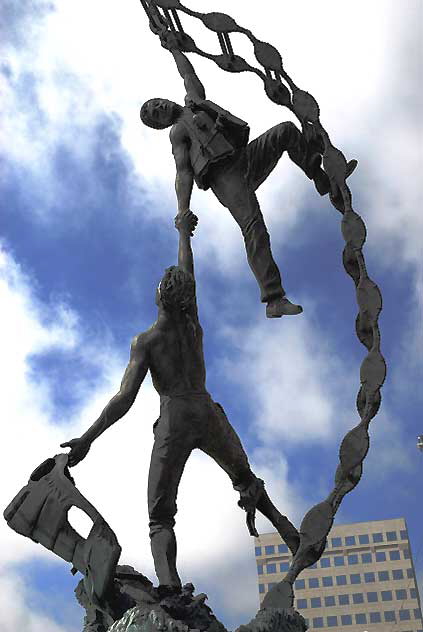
[61,210,300,594]
[4,212,302,630]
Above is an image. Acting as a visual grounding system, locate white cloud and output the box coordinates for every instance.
[219,313,353,445]
[0,571,74,632]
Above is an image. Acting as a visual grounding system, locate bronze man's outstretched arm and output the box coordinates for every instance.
[175,209,198,277]
[171,49,205,103]
[170,126,194,216]
[61,336,149,466]
[168,51,204,217]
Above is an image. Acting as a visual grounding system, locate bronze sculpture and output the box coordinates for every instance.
[61,210,300,597]
[3,2,387,630]
[140,46,356,319]
[137,1,385,611]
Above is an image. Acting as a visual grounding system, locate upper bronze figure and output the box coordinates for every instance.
[61,210,300,597]
[140,46,335,318]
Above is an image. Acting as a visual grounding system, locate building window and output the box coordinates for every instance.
[400,529,408,540]
[259,584,265,594]
[320,557,331,568]
[339,594,350,605]
[367,591,378,602]
[334,556,345,566]
[378,571,389,581]
[410,588,418,599]
[264,545,275,555]
[376,551,386,562]
[348,554,358,565]
[355,614,367,624]
[297,598,307,609]
[403,548,411,559]
[295,579,305,589]
[345,535,356,546]
[381,590,393,601]
[358,534,369,544]
[407,568,414,578]
[350,573,361,584]
[364,572,375,582]
[370,612,382,623]
[268,583,277,590]
[267,563,276,573]
[384,610,396,622]
[327,616,338,627]
[389,550,400,561]
[336,575,347,586]
[399,609,411,621]
[322,576,333,587]
[278,544,288,553]
[257,564,263,575]
[312,618,324,628]
[279,562,289,572]
[414,607,422,619]
[373,532,384,543]
[361,553,372,563]
[393,569,404,580]
[386,530,397,541]
[341,614,352,625]
[331,537,342,547]
[352,593,364,604]
[324,596,335,607]
[311,597,321,608]
[308,578,319,588]
[396,589,407,600]
[255,546,262,556]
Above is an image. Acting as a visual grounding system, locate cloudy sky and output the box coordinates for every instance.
[1,0,422,630]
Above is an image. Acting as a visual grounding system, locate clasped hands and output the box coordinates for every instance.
[175,209,198,236]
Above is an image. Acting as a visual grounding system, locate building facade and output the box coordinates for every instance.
[255,518,422,631]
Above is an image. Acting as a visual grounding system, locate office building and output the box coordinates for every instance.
[255,518,422,631]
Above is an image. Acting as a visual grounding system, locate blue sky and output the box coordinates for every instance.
[1,1,422,630]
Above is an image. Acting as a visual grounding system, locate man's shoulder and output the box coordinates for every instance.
[169,119,189,145]
[131,330,154,355]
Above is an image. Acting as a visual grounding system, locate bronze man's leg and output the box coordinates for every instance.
[210,154,285,304]
[148,399,200,589]
[246,121,325,192]
[200,399,299,555]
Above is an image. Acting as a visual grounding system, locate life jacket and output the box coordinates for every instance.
[4,454,121,609]
[180,99,250,190]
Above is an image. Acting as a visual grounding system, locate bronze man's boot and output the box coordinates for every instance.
[266,297,303,318]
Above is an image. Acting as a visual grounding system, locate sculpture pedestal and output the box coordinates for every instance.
[107,602,307,632]
[237,608,307,632]
[108,602,225,632]
[75,566,307,632]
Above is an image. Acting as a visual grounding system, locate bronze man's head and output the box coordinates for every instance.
[156,266,195,311]
[140,98,182,130]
